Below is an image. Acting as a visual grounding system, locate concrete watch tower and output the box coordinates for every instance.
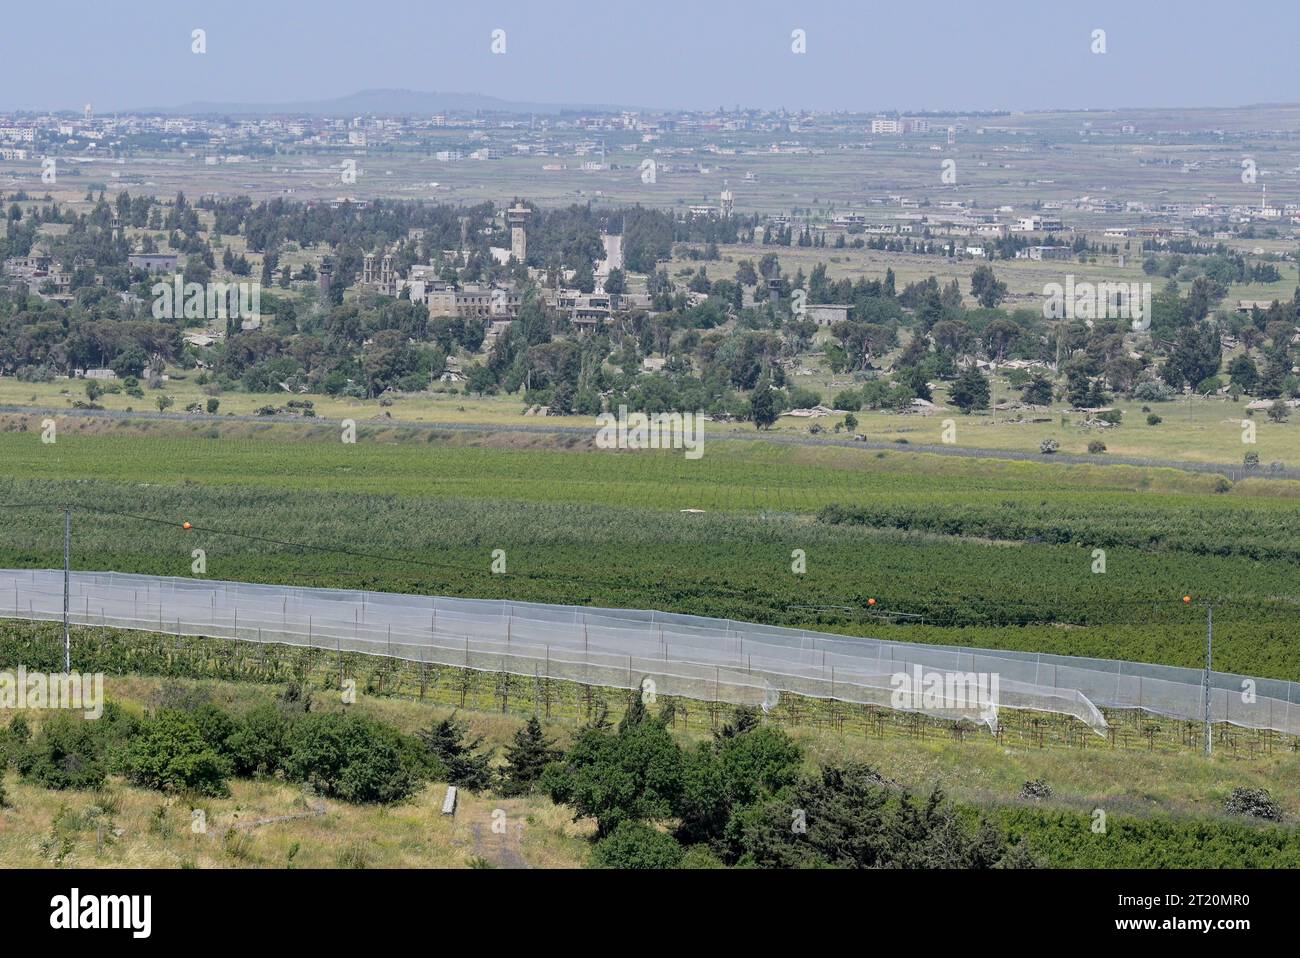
[507,205,532,262]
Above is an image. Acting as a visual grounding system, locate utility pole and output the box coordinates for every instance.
[63,507,71,674]
[1202,604,1213,757]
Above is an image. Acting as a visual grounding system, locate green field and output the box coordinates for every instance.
[2,420,1298,680]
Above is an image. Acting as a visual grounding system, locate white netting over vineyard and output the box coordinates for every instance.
[4,569,1298,737]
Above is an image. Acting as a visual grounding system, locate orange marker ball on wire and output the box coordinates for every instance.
[867,598,877,606]
[1182,595,1192,604]
[182,521,192,531]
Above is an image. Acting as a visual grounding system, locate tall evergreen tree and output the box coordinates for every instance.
[499,717,562,797]
[949,365,990,413]
[750,379,779,429]
[417,716,494,792]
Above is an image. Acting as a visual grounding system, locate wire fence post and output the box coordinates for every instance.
[63,507,71,674]
[1203,604,1214,758]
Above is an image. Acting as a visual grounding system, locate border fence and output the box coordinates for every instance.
[4,568,1299,739]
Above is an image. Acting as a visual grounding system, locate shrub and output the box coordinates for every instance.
[16,714,107,791]
[832,389,862,412]
[1146,413,1162,426]
[125,711,231,797]
[1094,409,1122,425]
[1087,441,1106,454]
[2,714,31,765]
[679,844,726,869]
[590,821,684,869]
[190,703,240,759]
[1133,380,1174,402]
[225,704,291,778]
[786,386,822,410]
[284,712,424,804]
[1039,438,1060,455]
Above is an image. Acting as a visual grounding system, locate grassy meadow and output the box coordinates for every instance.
[3,669,1299,869]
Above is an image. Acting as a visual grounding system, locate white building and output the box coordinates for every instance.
[806,304,852,327]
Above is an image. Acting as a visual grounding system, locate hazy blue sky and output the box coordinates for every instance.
[2,0,1295,113]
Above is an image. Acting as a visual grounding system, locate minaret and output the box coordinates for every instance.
[720,180,734,218]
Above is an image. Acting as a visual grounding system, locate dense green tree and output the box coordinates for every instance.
[1021,373,1054,406]
[1161,323,1222,391]
[675,716,802,849]
[542,707,683,837]
[982,318,1022,364]
[970,264,1007,309]
[949,365,990,413]
[1228,354,1260,394]
[499,717,563,797]
[732,763,1033,869]
[749,380,779,429]
[602,268,626,295]
[284,712,424,804]
[417,716,495,792]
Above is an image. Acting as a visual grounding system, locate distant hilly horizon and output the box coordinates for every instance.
[9,88,1300,120]
[126,90,1300,119]
[131,88,640,117]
